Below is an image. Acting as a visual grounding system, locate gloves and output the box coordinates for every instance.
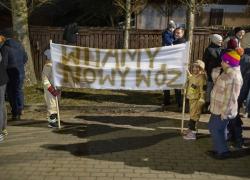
[198,98,205,105]
[48,86,60,97]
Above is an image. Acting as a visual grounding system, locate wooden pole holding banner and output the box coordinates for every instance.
[50,40,61,129]
[181,0,195,133]
[55,95,61,129]
[181,89,186,133]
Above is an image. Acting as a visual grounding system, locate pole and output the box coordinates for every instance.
[55,95,61,129]
[181,0,195,133]
[50,40,61,129]
[181,89,186,133]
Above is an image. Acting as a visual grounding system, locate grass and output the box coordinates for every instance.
[24,84,167,106]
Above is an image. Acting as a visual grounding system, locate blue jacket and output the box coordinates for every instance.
[162,30,174,46]
[0,47,9,85]
[4,39,27,73]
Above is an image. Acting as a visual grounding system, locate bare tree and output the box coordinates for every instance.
[0,0,53,85]
[124,0,131,48]
[10,0,37,85]
[151,0,179,25]
[27,0,54,14]
[114,0,148,48]
[177,0,215,64]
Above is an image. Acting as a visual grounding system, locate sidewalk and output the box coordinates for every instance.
[0,106,250,180]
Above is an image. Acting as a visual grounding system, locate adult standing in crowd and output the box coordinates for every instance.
[224,27,245,48]
[239,32,250,118]
[173,27,186,110]
[162,20,176,108]
[0,31,28,120]
[203,34,223,111]
[0,35,9,142]
[63,22,79,45]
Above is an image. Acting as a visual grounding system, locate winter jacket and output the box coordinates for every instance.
[203,43,222,82]
[240,48,250,78]
[4,39,27,73]
[173,37,186,45]
[162,30,174,46]
[238,48,250,104]
[63,23,78,44]
[210,67,242,119]
[0,49,9,86]
[186,72,206,101]
[42,62,54,89]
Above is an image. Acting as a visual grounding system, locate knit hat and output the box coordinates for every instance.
[210,34,222,46]
[227,38,238,49]
[234,27,244,35]
[221,49,243,67]
[193,60,205,70]
[168,20,176,29]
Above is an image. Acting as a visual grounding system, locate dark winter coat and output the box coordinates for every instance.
[63,23,78,44]
[173,37,186,45]
[238,48,250,104]
[162,30,174,46]
[0,47,9,86]
[4,39,27,74]
[203,43,222,82]
[240,48,250,77]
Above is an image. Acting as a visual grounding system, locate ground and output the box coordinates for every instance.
[1,87,250,180]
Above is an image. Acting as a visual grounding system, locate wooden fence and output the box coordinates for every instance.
[29,26,224,80]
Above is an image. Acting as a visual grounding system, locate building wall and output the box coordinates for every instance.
[196,4,250,27]
[136,4,186,30]
[196,12,250,27]
[137,3,250,29]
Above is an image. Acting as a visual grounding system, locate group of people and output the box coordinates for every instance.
[162,21,249,159]
[162,20,186,110]
[0,31,27,142]
[1,24,250,160]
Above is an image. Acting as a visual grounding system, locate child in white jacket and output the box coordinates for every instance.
[42,49,60,128]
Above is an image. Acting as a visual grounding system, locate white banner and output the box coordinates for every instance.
[50,42,190,90]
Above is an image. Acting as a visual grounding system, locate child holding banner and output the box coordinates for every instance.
[42,49,60,128]
[183,60,206,140]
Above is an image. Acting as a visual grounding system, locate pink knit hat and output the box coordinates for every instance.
[221,48,244,67]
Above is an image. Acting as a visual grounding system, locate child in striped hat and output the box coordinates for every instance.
[208,47,243,159]
[222,40,246,150]
[221,48,243,67]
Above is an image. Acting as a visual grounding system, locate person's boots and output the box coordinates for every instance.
[48,114,58,128]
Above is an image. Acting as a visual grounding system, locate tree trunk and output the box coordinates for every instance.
[123,0,131,49]
[186,0,195,65]
[10,0,37,86]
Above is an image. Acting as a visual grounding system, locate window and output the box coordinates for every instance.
[209,8,224,26]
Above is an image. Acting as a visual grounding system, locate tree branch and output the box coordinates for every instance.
[0,0,12,11]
